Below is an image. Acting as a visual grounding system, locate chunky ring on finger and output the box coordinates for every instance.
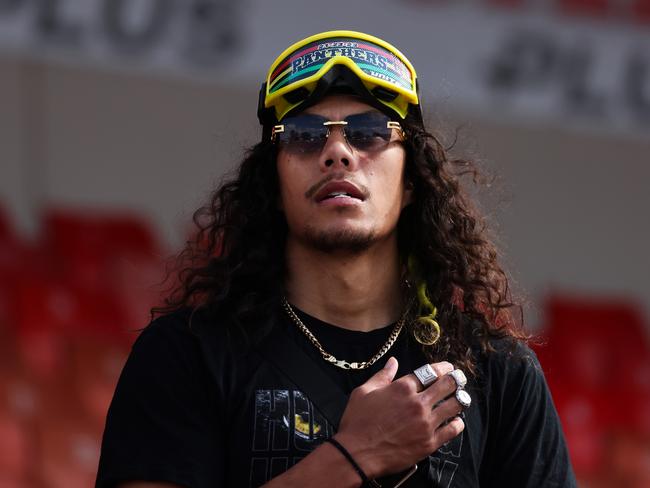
[455,389,472,408]
[448,369,467,389]
[413,364,438,387]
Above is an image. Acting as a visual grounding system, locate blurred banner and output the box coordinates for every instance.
[0,0,649,134]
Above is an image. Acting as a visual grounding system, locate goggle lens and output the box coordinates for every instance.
[273,112,401,155]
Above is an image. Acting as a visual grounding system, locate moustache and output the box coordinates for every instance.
[304,172,370,200]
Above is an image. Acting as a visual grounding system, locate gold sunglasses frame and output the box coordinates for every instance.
[271,120,404,143]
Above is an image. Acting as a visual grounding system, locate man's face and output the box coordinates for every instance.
[276,94,411,253]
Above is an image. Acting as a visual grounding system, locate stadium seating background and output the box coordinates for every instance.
[1,203,649,487]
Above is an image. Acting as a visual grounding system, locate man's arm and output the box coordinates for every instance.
[113,440,361,488]
[96,314,225,488]
[115,357,465,488]
[114,441,362,488]
[483,345,577,487]
[263,357,465,487]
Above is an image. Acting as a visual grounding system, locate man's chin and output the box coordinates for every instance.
[302,228,376,254]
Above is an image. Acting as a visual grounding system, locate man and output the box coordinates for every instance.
[96,31,576,487]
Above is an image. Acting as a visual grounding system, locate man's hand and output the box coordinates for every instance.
[335,357,466,479]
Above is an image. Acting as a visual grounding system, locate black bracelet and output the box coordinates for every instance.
[326,437,381,487]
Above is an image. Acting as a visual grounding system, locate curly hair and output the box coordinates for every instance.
[152,117,528,374]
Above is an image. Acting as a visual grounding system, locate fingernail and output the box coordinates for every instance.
[384,356,396,369]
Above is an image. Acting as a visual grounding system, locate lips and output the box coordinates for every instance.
[314,181,366,203]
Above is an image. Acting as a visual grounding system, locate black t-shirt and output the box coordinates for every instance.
[96,306,577,488]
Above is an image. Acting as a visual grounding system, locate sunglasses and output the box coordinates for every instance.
[271,111,404,155]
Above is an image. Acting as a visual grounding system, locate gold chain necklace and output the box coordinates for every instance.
[282,297,406,370]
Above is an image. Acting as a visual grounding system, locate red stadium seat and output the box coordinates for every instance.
[538,295,649,392]
[1,205,163,487]
[34,405,102,488]
[41,207,163,289]
[557,0,611,16]
[0,205,23,326]
[535,295,650,482]
[0,366,41,488]
[31,207,166,338]
[635,0,650,23]
[68,336,128,430]
[0,203,12,241]
[9,274,129,386]
[606,429,650,487]
[0,409,31,487]
[550,386,608,477]
[42,207,160,258]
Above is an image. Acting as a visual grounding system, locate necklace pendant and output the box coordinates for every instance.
[330,359,364,370]
[333,358,352,369]
[325,355,337,364]
[328,358,351,369]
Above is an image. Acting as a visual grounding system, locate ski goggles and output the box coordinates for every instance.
[271,111,404,155]
[258,30,420,125]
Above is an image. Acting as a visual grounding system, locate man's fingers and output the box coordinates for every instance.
[435,416,465,444]
[420,370,459,405]
[359,356,399,393]
[431,394,464,427]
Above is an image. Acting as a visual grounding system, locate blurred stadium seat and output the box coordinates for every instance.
[41,207,161,289]
[534,295,650,484]
[42,208,159,257]
[0,203,162,487]
[0,204,24,326]
[557,0,610,16]
[35,411,102,488]
[538,295,649,390]
[635,0,650,22]
[40,207,165,333]
[68,335,128,430]
[0,409,31,487]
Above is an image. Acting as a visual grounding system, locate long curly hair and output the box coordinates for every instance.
[152,116,528,374]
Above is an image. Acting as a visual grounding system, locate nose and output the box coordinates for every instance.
[318,125,358,171]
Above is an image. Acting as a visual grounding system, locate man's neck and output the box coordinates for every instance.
[284,237,405,332]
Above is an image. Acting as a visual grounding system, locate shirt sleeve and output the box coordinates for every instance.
[481,343,578,488]
[95,312,225,488]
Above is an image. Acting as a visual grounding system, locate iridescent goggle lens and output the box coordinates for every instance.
[262,30,419,123]
[271,111,404,155]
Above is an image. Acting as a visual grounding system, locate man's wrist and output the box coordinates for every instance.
[326,437,381,487]
[332,432,381,481]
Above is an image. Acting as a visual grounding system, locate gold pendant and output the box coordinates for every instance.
[413,317,441,346]
[327,356,362,369]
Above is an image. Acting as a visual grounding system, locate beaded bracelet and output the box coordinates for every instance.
[325,437,381,488]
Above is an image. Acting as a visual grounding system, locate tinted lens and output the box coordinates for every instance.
[344,112,393,152]
[277,114,328,154]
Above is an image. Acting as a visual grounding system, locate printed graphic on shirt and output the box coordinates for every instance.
[428,415,464,487]
[250,389,332,487]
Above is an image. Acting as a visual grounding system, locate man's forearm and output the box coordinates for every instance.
[262,439,363,488]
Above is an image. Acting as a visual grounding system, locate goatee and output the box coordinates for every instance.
[303,226,376,254]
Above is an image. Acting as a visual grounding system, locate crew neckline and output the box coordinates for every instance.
[289,304,397,347]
